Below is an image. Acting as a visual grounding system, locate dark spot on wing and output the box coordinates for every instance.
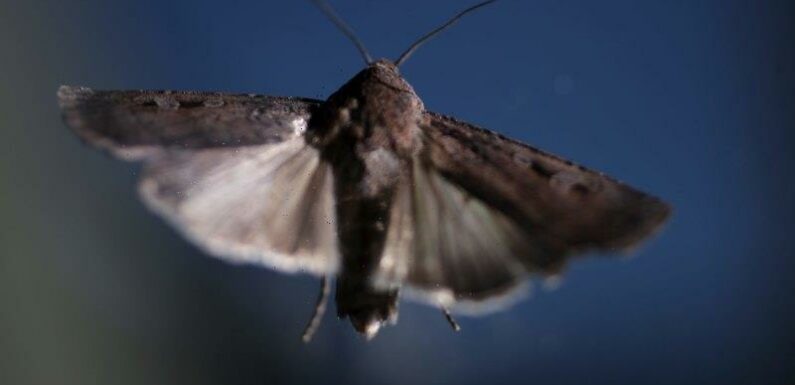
[530,160,555,179]
[177,100,205,108]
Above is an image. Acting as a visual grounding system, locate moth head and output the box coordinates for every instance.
[365,58,417,94]
[370,58,399,73]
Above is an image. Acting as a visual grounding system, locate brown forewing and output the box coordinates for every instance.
[57,86,321,158]
[421,112,671,268]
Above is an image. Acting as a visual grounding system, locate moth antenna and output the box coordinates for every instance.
[395,0,498,67]
[301,276,331,343]
[442,307,461,332]
[310,0,374,65]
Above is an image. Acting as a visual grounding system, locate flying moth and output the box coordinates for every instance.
[57,0,670,341]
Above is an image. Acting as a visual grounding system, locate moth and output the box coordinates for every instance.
[58,0,670,341]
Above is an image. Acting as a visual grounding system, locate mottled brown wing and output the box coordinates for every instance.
[58,86,339,276]
[57,86,320,159]
[423,112,670,252]
[376,111,670,313]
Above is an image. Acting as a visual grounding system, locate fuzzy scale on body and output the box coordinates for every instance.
[309,60,427,337]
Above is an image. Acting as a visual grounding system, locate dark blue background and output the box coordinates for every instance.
[2,1,793,384]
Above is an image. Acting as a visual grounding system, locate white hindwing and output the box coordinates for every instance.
[376,160,530,314]
[139,138,338,276]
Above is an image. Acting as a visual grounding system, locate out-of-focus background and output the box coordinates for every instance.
[2,0,793,384]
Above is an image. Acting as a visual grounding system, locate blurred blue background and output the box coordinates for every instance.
[1,0,793,384]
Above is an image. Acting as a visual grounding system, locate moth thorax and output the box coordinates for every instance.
[359,147,401,198]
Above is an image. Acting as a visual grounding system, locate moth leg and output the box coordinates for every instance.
[301,276,331,343]
[442,308,461,332]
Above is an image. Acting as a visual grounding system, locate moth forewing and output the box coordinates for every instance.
[57,86,320,159]
[422,112,671,254]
